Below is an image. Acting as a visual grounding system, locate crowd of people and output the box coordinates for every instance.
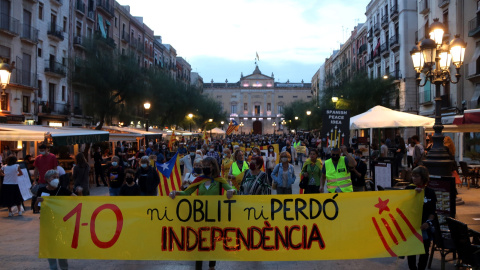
[0,131,445,270]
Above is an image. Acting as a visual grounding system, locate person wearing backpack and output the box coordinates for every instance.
[271,151,296,194]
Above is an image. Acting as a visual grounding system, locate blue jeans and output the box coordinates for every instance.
[48,258,68,270]
[109,187,121,196]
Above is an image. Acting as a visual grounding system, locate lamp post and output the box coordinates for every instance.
[410,18,466,176]
[272,122,277,135]
[239,121,244,134]
[306,110,311,131]
[221,121,224,130]
[294,116,299,133]
[331,96,339,109]
[187,113,193,132]
[0,59,13,111]
[143,102,151,132]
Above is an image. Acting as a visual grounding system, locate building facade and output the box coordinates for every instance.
[203,65,313,135]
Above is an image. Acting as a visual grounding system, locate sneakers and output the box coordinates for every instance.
[18,211,22,216]
[8,212,13,217]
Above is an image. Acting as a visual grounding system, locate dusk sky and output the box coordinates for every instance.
[117,0,371,83]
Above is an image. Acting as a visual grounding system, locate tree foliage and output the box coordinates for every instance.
[73,37,225,130]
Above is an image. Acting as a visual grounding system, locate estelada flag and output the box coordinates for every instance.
[168,131,176,150]
[156,152,182,196]
[226,120,239,135]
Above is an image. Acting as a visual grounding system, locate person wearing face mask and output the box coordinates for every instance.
[239,156,271,195]
[265,145,277,184]
[183,159,203,190]
[221,149,234,179]
[320,145,356,193]
[170,157,236,270]
[228,150,249,190]
[135,156,160,196]
[93,146,107,187]
[296,141,308,169]
[281,141,297,165]
[33,144,58,185]
[350,150,367,192]
[301,148,323,194]
[205,144,221,167]
[271,151,296,194]
[35,169,75,270]
[120,169,141,196]
[73,153,90,196]
[106,156,125,196]
[180,146,197,179]
[145,141,154,156]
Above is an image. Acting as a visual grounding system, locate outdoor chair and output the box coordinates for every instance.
[428,218,456,270]
[459,162,477,189]
[446,217,480,269]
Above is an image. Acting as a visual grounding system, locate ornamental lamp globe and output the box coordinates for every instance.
[143,102,151,110]
[410,44,424,73]
[449,35,467,69]
[0,60,11,88]
[438,45,452,71]
[420,38,437,66]
[429,18,445,47]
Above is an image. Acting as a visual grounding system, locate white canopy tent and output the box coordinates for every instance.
[208,128,226,134]
[350,106,435,129]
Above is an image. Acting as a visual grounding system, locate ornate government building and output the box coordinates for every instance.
[203,65,313,134]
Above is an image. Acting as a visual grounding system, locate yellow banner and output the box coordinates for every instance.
[39,191,425,261]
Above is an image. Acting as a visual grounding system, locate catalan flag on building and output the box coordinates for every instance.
[226,120,240,135]
[156,152,182,196]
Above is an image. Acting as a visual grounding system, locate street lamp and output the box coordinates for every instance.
[221,121,224,130]
[239,121,244,134]
[187,113,193,132]
[306,110,311,131]
[410,18,466,176]
[294,116,299,133]
[143,102,151,132]
[331,96,338,109]
[0,59,13,111]
[272,122,277,135]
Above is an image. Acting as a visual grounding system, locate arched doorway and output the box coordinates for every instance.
[252,120,262,135]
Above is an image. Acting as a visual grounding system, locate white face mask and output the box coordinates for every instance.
[281,157,288,163]
[39,151,46,155]
[269,149,273,152]
[49,179,60,188]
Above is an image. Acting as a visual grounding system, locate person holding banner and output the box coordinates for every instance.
[227,150,249,188]
[169,156,236,270]
[0,156,24,217]
[320,146,356,193]
[271,151,296,194]
[239,156,271,195]
[35,169,75,270]
[406,165,437,270]
[301,148,323,194]
[135,156,160,196]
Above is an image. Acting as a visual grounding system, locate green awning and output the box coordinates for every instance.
[51,132,109,146]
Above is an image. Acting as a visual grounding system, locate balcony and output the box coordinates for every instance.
[381,14,389,29]
[73,36,85,49]
[44,60,67,77]
[392,70,401,82]
[374,23,380,35]
[121,31,130,43]
[87,11,94,21]
[358,44,367,55]
[0,14,20,36]
[390,4,398,20]
[10,69,37,88]
[419,0,429,15]
[367,52,374,67]
[94,31,116,49]
[389,34,400,51]
[367,28,373,42]
[438,0,450,8]
[96,0,114,18]
[47,23,64,41]
[380,42,389,57]
[51,0,62,6]
[20,24,39,44]
[41,102,70,115]
[468,16,480,38]
[75,0,85,15]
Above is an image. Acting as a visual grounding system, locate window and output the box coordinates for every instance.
[231,104,237,114]
[38,2,43,20]
[38,80,42,98]
[231,95,237,98]
[38,47,42,57]
[267,103,271,111]
[423,81,431,103]
[278,96,283,98]
[114,17,117,27]
[22,96,30,113]
[62,86,66,101]
[63,17,67,33]
[307,96,312,98]
[277,105,283,114]
[244,103,248,111]
[254,105,260,115]
[216,95,222,98]
[293,96,298,98]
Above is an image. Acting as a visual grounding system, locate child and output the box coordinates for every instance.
[120,169,141,196]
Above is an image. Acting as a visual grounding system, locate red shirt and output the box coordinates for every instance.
[34,153,58,184]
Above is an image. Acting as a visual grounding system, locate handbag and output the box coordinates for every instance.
[299,175,308,189]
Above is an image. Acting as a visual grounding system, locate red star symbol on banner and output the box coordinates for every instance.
[375,197,390,215]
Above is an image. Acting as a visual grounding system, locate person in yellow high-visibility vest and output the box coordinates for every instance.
[227,149,249,190]
[320,145,356,193]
